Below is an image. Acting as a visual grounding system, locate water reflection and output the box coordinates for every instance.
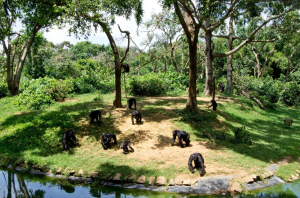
[1,168,300,198]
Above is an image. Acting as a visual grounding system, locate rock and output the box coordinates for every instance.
[137,175,146,184]
[230,182,242,194]
[175,178,182,185]
[90,172,99,178]
[148,176,155,185]
[168,179,175,186]
[78,169,83,177]
[263,171,273,178]
[193,176,231,194]
[56,167,62,174]
[241,174,258,184]
[182,179,191,186]
[296,170,300,174]
[191,179,198,185]
[112,173,121,181]
[291,174,298,180]
[69,170,76,176]
[156,176,166,186]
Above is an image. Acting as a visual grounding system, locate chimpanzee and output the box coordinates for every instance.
[171,130,190,148]
[207,100,218,111]
[188,153,205,176]
[121,64,130,74]
[62,130,78,151]
[131,110,142,125]
[101,133,117,150]
[0,93,6,99]
[120,140,134,154]
[89,110,101,126]
[218,82,225,93]
[127,98,136,110]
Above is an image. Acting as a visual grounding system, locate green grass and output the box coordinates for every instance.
[0,92,299,182]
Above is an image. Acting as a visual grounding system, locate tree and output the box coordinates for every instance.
[144,8,182,72]
[162,0,299,112]
[0,0,64,95]
[57,0,143,108]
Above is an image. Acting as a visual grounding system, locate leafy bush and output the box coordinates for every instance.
[0,79,8,95]
[16,77,74,109]
[231,126,253,145]
[279,82,300,106]
[128,72,168,96]
[127,72,189,96]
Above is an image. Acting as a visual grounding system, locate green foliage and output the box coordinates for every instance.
[231,126,253,145]
[0,79,8,94]
[128,72,168,96]
[128,72,188,96]
[279,82,300,106]
[16,77,73,110]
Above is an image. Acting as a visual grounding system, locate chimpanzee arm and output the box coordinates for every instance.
[128,142,134,152]
[185,133,190,146]
[131,115,134,125]
[112,134,117,144]
[101,134,108,149]
[197,154,205,176]
[188,155,195,173]
[171,131,177,146]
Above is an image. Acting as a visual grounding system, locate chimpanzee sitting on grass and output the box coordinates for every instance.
[120,140,134,154]
[89,110,102,126]
[62,130,78,151]
[188,153,205,176]
[131,110,142,125]
[101,133,117,150]
[171,130,190,148]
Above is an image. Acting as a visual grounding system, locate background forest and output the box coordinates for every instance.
[0,1,299,110]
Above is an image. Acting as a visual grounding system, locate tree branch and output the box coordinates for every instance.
[118,24,130,64]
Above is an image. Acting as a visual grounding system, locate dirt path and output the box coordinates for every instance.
[106,96,249,180]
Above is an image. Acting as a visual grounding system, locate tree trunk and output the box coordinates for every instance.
[184,11,199,112]
[226,15,234,93]
[5,25,41,96]
[170,40,178,72]
[103,29,122,108]
[181,43,185,73]
[203,17,214,96]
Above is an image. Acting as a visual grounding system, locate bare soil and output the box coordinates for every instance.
[106,96,250,180]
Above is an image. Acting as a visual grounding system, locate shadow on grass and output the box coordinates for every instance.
[0,100,121,163]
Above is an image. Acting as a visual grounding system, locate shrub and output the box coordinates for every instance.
[16,77,74,109]
[127,72,189,96]
[279,82,300,106]
[0,79,8,95]
[128,72,168,96]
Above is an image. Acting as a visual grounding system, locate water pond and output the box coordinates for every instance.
[1,168,299,198]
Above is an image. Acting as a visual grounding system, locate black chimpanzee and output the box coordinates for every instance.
[101,133,117,150]
[0,93,6,99]
[62,130,78,151]
[127,98,136,110]
[131,110,142,125]
[207,100,218,111]
[89,110,101,126]
[120,140,134,154]
[188,153,205,176]
[121,64,130,74]
[171,130,190,148]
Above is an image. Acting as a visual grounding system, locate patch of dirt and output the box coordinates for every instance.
[99,95,249,179]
